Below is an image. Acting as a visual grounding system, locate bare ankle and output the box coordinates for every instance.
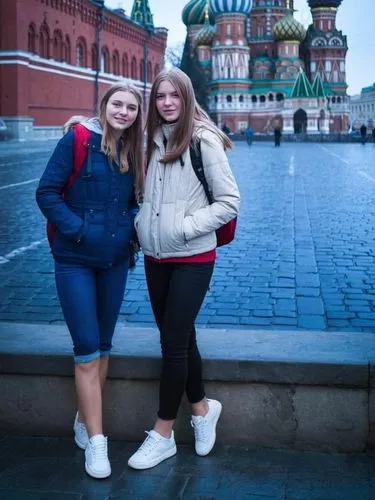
[191,398,208,417]
[154,418,174,439]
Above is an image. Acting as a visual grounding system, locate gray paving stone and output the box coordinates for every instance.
[1,142,375,332]
[0,436,373,499]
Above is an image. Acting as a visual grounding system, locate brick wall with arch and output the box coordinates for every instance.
[0,0,167,133]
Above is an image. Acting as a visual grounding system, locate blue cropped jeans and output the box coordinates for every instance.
[55,261,129,364]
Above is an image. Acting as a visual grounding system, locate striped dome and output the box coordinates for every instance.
[209,0,253,15]
[182,0,215,26]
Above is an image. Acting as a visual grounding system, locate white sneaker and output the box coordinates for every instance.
[73,412,89,450]
[85,434,111,479]
[128,430,177,470]
[191,399,222,456]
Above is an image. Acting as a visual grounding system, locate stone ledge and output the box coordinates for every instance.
[0,322,373,387]
[0,322,374,453]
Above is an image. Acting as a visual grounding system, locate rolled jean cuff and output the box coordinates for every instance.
[73,350,101,364]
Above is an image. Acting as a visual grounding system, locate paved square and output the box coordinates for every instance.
[1,139,375,332]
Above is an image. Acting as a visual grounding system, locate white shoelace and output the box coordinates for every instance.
[137,431,159,456]
[91,439,107,460]
[76,422,86,432]
[191,418,209,443]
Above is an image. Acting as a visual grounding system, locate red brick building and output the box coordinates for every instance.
[0,0,167,140]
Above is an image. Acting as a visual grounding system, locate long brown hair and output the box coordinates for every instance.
[99,83,144,196]
[146,67,232,165]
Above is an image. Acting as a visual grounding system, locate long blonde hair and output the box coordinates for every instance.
[99,83,144,196]
[146,67,232,165]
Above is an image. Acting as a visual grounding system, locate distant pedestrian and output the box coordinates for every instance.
[36,83,144,479]
[222,123,231,135]
[274,125,282,147]
[127,67,240,471]
[360,124,367,145]
[245,125,254,146]
[372,128,375,144]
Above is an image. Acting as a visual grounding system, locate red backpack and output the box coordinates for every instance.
[189,140,237,247]
[46,124,91,246]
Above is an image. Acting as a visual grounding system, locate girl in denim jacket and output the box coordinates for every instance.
[36,83,144,479]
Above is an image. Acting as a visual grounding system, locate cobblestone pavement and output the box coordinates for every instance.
[0,436,374,499]
[1,140,375,332]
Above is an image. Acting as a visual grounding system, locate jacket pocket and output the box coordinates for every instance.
[134,204,152,253]
[81,209,105,247]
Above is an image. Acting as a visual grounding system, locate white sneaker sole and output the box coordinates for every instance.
[128,444,177,470]
[195,402,222,457]
[85,462,111,479]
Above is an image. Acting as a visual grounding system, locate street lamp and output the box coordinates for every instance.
[143,29,153,112]
[93,0,105,116]
[142,1,154,113]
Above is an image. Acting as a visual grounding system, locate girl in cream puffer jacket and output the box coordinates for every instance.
[135,123,239,259]
[128,68,240,472]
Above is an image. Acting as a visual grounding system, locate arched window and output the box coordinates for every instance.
[91,44,98,70]
[76,38,87,67]
[64,35,71,64]
[101,47,110,73]
[268,93,274,101]
[112,50,120,75]
[140,60,145,81]
[154,64,160,79]
[147,61,152,83]
[53,29,63,62]
[122,54,129,77]
[39,24,50,59]
[260,95,266,103]
[251,95,257,103]
[276,93,284,102]
[239,95,244,102]
[131,57,137,79]
[28,23,36,54]
[226,95,232,103]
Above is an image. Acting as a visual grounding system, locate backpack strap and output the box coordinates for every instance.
[189,139,213,204]
[67,123,91,187]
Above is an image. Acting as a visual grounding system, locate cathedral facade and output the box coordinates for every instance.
[182,0,349,134]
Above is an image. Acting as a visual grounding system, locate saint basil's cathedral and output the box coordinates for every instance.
[182,0,349,134]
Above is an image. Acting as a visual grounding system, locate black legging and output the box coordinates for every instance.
[144,259,214,420]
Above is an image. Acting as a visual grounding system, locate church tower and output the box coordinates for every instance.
[131,0,154,28]
[195,7,216,72]
[249,0,290,60]
[208,0,253,133]
[305,0,347,94]
[273,0,306,79]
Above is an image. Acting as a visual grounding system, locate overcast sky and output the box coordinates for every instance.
[105,0,375,96]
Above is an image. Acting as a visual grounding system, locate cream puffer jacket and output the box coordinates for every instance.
[135,124,240,259]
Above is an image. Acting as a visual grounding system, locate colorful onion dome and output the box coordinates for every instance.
[307,0,343,8]
[209,0,253,16]
[182,0,214,26]
[195,14,216,45]
[273,8,306,43]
